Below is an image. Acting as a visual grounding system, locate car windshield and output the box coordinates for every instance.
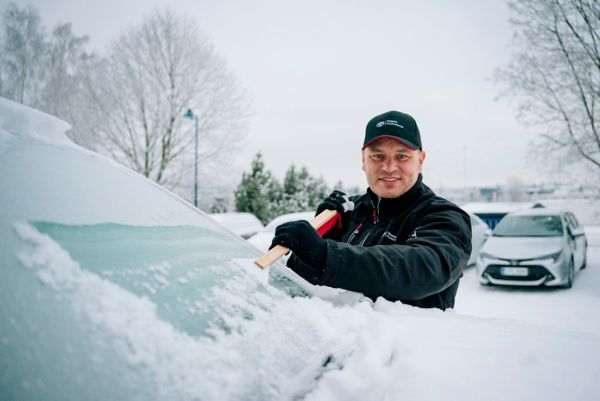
[27,221,303,337]
[493,215,563,237]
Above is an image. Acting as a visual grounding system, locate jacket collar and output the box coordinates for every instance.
[362,174,426,223]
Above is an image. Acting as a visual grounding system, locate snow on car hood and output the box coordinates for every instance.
[482,236,563,259]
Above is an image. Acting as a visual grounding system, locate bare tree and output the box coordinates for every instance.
[0,1,45,104]
[496,0,600,177]
[42,23,93,115]
[86,10,249,192]
[0,2,96,149]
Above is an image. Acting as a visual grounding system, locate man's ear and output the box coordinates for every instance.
[361,149,366,171]
[418,150,426,171]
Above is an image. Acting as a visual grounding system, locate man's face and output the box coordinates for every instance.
[362,138,426,199]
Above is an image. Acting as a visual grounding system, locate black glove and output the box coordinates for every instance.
[316,190,355,215]
[270,220,328,273]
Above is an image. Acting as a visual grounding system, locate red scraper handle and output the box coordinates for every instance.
[254,209,338,269]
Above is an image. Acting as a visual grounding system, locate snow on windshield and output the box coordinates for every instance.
[15,222,600,401]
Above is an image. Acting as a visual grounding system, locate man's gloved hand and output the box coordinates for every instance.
[316,190,355,215]
[270,220,327,277]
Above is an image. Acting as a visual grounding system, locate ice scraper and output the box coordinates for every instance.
[254,209,339,269]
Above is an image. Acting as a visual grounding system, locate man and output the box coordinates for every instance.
[271,110,472,310]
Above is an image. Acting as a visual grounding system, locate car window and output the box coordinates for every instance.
[5,218,309,401]
[29,221,295,337]
[493,215,563,237]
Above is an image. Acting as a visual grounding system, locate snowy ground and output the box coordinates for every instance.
[455,226,600,335]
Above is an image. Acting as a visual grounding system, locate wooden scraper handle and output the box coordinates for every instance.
[254,209,338,269]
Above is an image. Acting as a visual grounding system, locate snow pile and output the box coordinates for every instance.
[15,222,600,401]
[0,97,71,149]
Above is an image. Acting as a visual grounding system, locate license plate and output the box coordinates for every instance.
[501,267,528,277]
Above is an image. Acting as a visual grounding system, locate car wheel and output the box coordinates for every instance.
[581,243,587,269]
[562,259,574,289]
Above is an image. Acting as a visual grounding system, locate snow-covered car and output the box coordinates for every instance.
[247,211,315,252]
[1,98,599,401]
[468,212,492,266]
[208,212,265,239]
[476,208,587,288]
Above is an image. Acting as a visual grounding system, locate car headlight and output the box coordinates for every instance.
[543,250,563,262]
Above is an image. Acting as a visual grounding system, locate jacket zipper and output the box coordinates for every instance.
[347,223,362,244]
[357,196,381,246]
[348,196,381,246]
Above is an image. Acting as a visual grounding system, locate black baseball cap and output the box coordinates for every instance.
[363,111,422,151]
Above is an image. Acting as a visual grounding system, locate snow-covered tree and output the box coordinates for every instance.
[41,24,94,116]
[235,153,282,224]
[235,155,332,222]
[496,0,600,179]
[278,164,329,214]
[85,10,249,190]
[0,1,45,104]
[0,2,96,148]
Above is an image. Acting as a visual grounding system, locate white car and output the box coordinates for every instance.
[468,212,492,266]
[476,208,587,288]
[209,212,265,239]
[247,211,315,252]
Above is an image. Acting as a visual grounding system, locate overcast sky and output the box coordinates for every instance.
[10,0,544,191]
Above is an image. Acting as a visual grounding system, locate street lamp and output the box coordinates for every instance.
[184,108,199,207]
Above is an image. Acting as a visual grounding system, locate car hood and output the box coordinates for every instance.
[482,236,563,259]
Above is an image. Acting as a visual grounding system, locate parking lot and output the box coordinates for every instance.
[455,227,600,335]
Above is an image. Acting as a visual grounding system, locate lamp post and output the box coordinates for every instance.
[184,108,199,207]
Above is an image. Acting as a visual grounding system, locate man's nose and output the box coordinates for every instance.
[382,158,397,172]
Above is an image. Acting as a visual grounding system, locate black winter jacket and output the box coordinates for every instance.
[288,175,472,310]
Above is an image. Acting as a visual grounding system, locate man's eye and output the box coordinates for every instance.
[397,154,409,160]
[372,154,384,160]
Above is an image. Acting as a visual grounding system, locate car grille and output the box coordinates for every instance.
[484,265,554,281]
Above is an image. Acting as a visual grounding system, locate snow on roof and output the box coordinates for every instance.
[265,211,314,231]
[0,98,211,227]
[0,96,72,148]
[538,198,600,225]
[208,212,264,236]
[511,207,566,216]
[461,202,543,214]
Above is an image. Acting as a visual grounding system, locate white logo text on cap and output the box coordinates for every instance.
[376,120,404,129]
